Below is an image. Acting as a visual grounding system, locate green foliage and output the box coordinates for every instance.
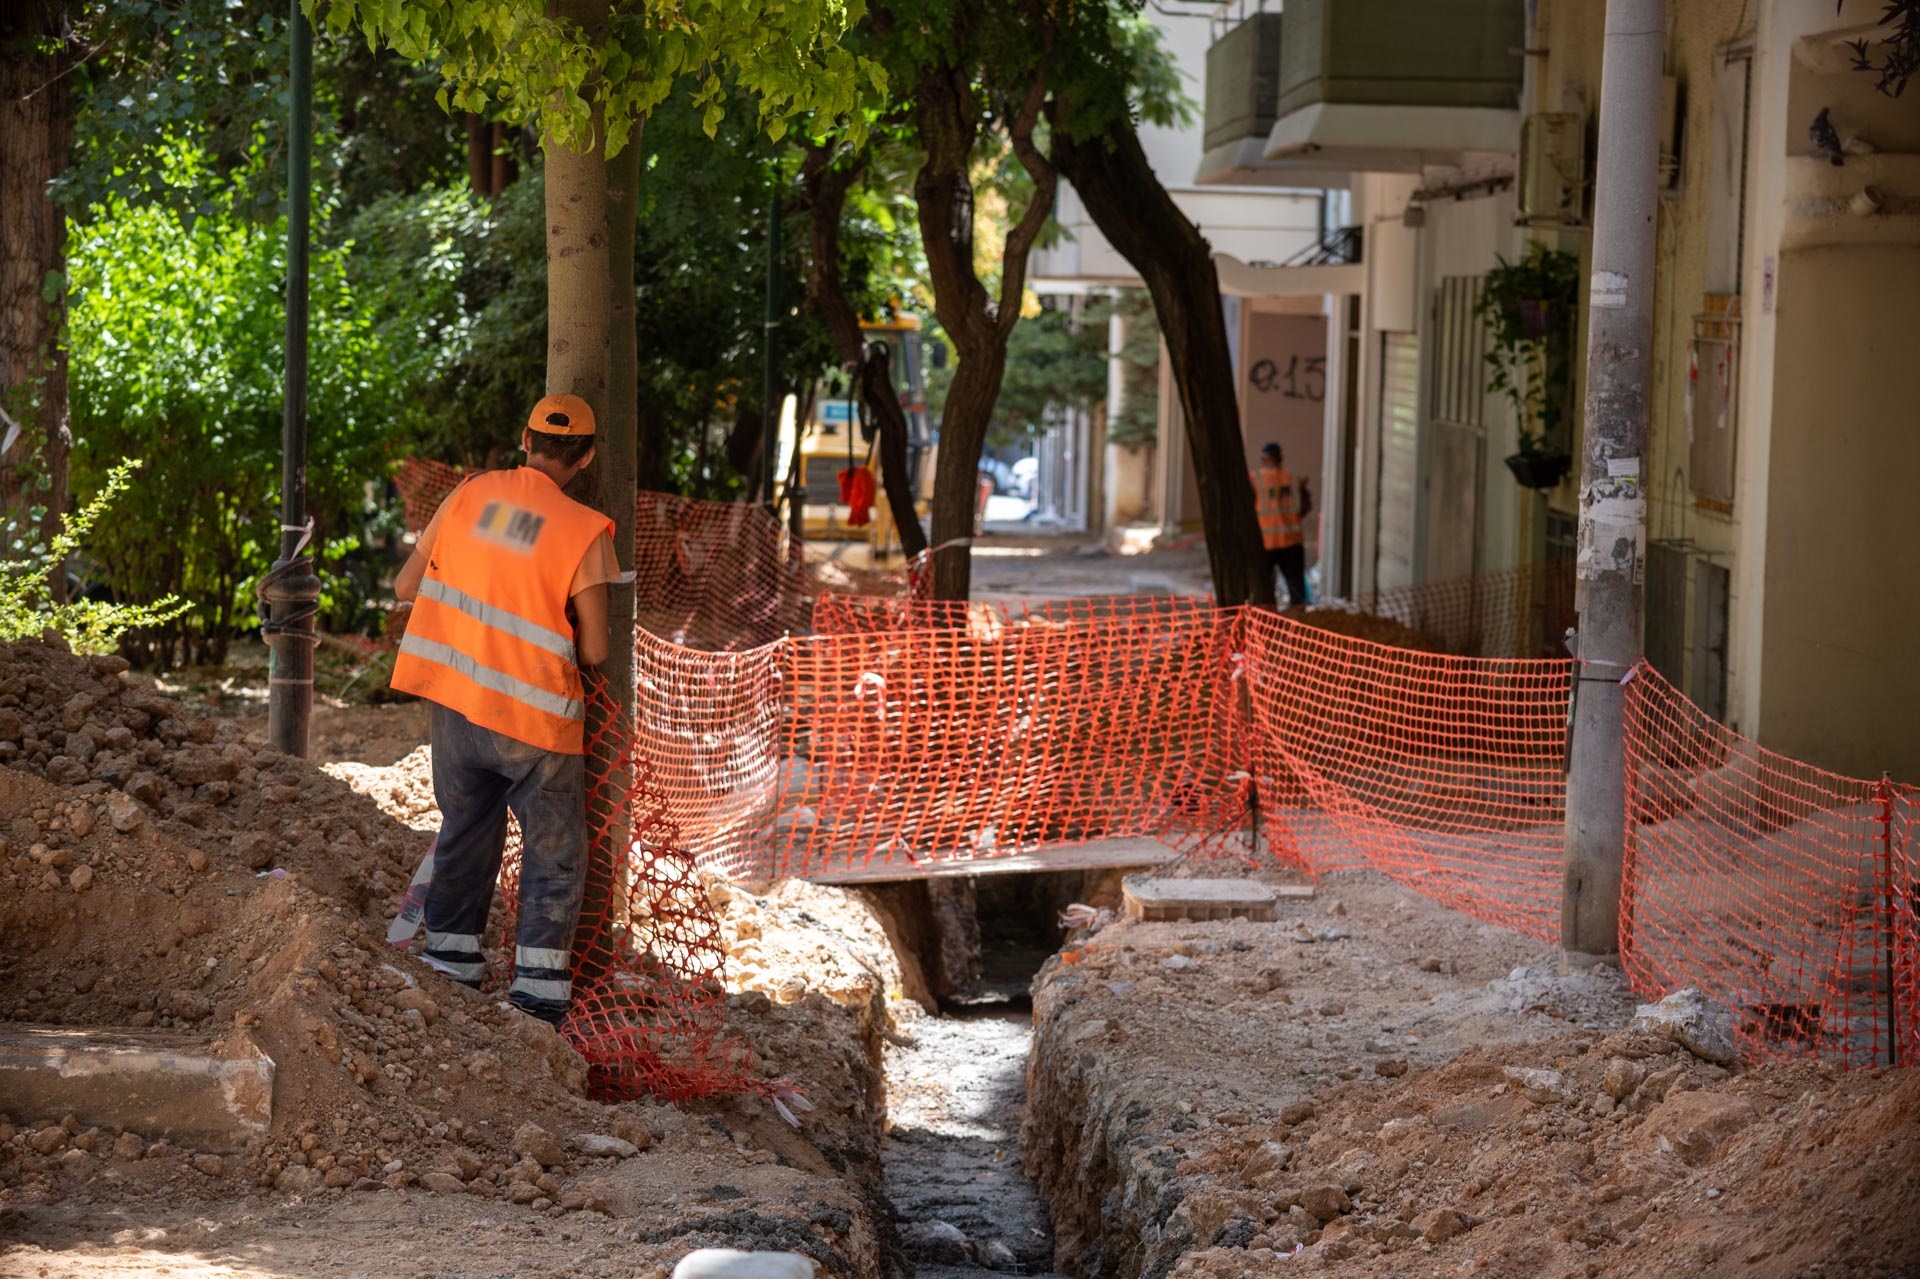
[314,0,885,155]
[1042,1,1195,143]
[342,179,546,466]
[921,290,1157,453]
[0,461,189,655]
[66,149,407,665]
[61,1,465,227]
[1473,242,1580,457]
[984,304,1106,449]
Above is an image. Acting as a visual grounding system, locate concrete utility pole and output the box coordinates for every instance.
[1561,0,1664,958]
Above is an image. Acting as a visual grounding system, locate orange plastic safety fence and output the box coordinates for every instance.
[1622,664,1916,1068]
[812,590,1220,636]
[629,629,787,884]
[1237,608,1573,938]
[772,602,1241,881]
[633,491,813,651]
[491,667,752,1102]
[396,457,470,532]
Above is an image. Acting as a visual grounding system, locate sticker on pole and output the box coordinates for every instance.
[1590,271,1629,309]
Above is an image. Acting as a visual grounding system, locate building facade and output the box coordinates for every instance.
[1176,0,1917,780]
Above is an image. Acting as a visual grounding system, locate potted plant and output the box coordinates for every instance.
[1474,243,1579,490]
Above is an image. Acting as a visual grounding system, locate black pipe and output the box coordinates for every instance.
[263,0,319,757]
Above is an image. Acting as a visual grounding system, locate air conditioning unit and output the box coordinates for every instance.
[1518,112,1585,226]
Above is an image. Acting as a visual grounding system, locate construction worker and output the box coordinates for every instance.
[388,394,617,1026]
[1252,441,1312,607]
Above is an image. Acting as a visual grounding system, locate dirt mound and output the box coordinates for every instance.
[1169,1032,1920,1277]
[324,744,439,831]
[1016,866,1919,1279]
[0,638,898,1275]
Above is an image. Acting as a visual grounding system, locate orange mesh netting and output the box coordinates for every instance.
[381,468,1918,1079]
[396,457,470,531]
[1235,608,1573,938]
[812,590,1219,636]
[1623,664,1915,1068]
[772,600,1240,881]
[633,491,813,650]
[489,668,752,1102]
[629,630,787,884]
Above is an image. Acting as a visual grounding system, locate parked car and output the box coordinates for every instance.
[1010,456,1038,500]
[978,458,1018,495]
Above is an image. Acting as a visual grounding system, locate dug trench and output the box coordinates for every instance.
[4,635,1918,1277]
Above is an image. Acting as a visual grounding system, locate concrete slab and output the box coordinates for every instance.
[798,836,1179,885]
[0,1024,273,1150]
[1123,875,1310,922]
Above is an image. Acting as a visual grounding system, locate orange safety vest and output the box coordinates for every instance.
[390,468,614,754]
[1253,463,1303,551]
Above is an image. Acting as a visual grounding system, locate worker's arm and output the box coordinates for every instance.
[394,549,428,603]
[396,491,456,604]
[571,582,610,668]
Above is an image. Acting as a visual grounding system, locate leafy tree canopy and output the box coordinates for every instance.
[315,0,888,154]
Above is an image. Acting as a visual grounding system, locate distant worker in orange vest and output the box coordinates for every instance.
[389,394,617,1025]
[1253,441,1312,607]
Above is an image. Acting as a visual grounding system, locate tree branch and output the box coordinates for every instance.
[995,69,1056,339]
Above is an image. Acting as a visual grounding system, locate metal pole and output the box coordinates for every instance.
[1560,0,1663,959]
[264,0,318,758]
[1880,773,1899,1068]
[762,167,789,523]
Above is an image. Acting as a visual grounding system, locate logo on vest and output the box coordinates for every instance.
[473,501,546,553]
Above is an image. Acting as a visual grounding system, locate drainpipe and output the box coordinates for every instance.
[1561,0,1664,960]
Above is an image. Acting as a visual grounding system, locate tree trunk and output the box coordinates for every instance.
[465,114,489,195]
[911,61,1056,600]
[543,0,621,980]
[490,121,514,195]
[1049,111,1273,608]
[800,150,927,557]
[0,0,72,595]
[598,125,640,706]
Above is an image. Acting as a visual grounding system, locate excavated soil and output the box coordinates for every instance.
[0,638,907,1278]
[1021,868,1920,1279]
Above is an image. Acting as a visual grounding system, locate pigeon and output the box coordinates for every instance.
[1809,107,1845,166]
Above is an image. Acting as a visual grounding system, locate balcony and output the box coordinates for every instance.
[1198,0,1525,185]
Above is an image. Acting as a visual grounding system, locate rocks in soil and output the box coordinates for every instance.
[1630,987,1738,1064]
[572,1133,638,1159]
[1410,1206,1470,1243]
[1298,1182,1351,1221]
[104,792,144,833]
[512,1122,566,1169]
[1639,1089,1757,1165]
[900,1218,972,1265]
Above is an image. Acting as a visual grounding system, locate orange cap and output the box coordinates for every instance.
[527,393,596,437]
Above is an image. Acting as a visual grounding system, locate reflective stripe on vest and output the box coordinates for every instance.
[395,632,585,723]
[417,577,577,663]
[390,468,612,753]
